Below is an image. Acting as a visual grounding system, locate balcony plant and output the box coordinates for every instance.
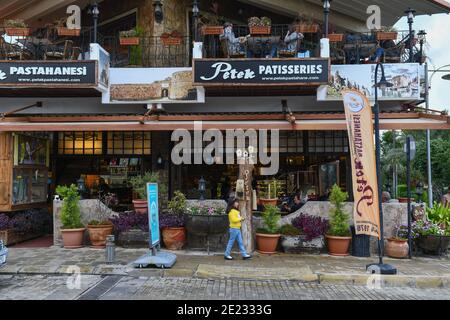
[259,180,278,207]
[54,17,80,37]
[56,184,85,249]
[129,171,161,214]
[376,26,398,41]
[325,184,351,256]
[161,30,183,46]
[256,204,281,254]
[4,19,30,36]
[199,8,223,36]
[295,15,319,34]
[119,28,140,46]
[248,16,271,35]
[86,192,117,248]
[160,190,187,250]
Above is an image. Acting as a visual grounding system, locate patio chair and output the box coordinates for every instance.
[0,37,32,60]
[330,44,346,64]
[44,39,73,60]
[220,38,245,58]
[383,42,405,63]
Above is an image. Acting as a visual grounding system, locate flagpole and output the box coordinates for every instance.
[366,62,397,275]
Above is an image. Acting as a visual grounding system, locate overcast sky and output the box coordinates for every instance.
[395,3,450,112]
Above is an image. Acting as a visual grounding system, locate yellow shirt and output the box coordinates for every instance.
[228,209,242,229]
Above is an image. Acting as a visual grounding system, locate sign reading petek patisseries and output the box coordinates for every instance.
[193,58,329,86]
[0,61,97,87]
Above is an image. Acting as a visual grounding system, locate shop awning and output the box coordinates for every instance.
[0,112,449,131]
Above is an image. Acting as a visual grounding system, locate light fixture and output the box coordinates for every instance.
[322,0,332,37]
[192,0,199,17]
[416,181,424,203]
[156,153,164,169]
[198,176,206,200]
[442,74,450,81]
[405,8,416,22]
[88,2,100,43]
[417,30,427,43]
[153,0,163,24]
[322,0,331,10]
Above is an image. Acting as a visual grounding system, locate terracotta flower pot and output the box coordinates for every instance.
[376,31,398,41]
[120,37,140,45]
[162,227,186,250]
[249,26,271,35]
[256,233,280,254]
[328,33,344,42]
[5,27,30,36]
[326,235,351,256]
[133,199,148,214]
[398,197,415,203]
[57,27,80,36]
[259,198,278,207]
[385,238,409,259]
[61,228,85,249]
[87,225,114,248]
[201,26,224,35]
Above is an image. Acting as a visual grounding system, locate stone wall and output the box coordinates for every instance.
[53,199,119,247]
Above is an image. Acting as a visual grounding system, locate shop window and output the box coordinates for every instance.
[279,131,303,153]
[107,132,151,155]
[58,132,102,155]
[308,131,349,153]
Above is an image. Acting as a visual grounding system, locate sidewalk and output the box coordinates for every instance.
[1,247,449,289]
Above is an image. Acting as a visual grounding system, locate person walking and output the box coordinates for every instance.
[224,199,252,260]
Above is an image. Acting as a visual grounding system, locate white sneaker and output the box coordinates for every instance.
[224,255,233,260]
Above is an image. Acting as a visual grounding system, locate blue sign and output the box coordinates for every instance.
[147,183,160,247]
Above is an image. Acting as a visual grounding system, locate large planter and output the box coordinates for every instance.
[133,199,148,214]
[249,26,271,35]
[201,26,224,35]
[57,27,80,36]
[120,37,140,45]
[0,229,43,246]
[296,24,320,33]
[328,33,344,42]
[162,227,186,250]
[376,31,398,41]
[185,214,229,236]
[118,229,149,248]
[281,235,324,254]
[326,235,351,256]
[61,228,85,249]
[385,238,409,259]
[87,224,113,248]
[259,198,278,207]
[5,27,30,36]
[418,235,450,255]
[256,233,280,254]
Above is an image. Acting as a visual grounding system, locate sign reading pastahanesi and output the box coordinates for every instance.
[342,90,380,239]
[193,58,329,86]
[0,61,97,87]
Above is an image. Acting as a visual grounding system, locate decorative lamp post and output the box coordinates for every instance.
[77,176,87,199]
[199,176,206,200]
[404,8,416,63]
[417,30,426,65]
[367,62,397,274]
[322,0,332,38]
[156,153,164,170]
[192,0,200,42]
[88,2,100,43]
[153,0,164,24]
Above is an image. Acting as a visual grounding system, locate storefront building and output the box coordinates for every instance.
[1,0,450,245]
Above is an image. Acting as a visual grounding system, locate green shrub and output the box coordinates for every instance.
[168,190,187,215]
[56,184,83,229]
[426,202,450,230]
[130,171,160,199]
[259,205,281,234]
[280,224,301,236]
[328,184,351,237]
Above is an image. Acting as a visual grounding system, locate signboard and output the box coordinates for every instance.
[342,89,380,239]
[104,68,205,104]
[0,61,97,87]
[90,43,110,91]
[318,63,421,101]
[193,58,330,86]
[147,183,160,247]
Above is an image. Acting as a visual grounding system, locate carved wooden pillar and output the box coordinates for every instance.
[238,161,254,253]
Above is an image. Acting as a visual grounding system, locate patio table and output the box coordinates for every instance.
[17,37,52,60]
[246,36,280,58]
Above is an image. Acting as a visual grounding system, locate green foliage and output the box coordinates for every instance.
[396,184,428,203]
[4,19,27,28]
[260,205,281,234]
[56,184,83,229]
[130,171,160,199]
[426,202,450,230]
[88,219,112,226]
[328,184,351,237]
[168,191,187,215]
[280,224,301,236]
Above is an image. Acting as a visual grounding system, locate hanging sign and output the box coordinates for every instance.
[193,58,330,86]
[146,183,160,247]
[342,89,381,239]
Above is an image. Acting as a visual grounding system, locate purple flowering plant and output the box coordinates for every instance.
[292,214,329,241]
[109,211,148,233]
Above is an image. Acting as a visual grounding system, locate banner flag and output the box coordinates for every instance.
[342,90,381,239]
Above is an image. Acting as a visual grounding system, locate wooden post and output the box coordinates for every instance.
[238,160,254,253]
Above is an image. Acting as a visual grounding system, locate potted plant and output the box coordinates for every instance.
[160,190,187,250]
[292,214,329,254]
[201,25,224,35]
[248,17,271,35]
[376,26,398,41]
[280,224,301,253]
[295,15,320,33]
[328,33,344,42]
[259,180,278,207]
[325,184,352,256]
[86,192,117,248]
[256,205,281,254]
[161,30,183,46]
[386,225,409,259]
[199,3,223,35]
[110,211,149,248]
[56,184,85,249]
[55,17,80,36]
[415,202,450,255]
[119,28,140,46]
[4,19,30,36]
[130,171,160,214]
[185,202,228,237]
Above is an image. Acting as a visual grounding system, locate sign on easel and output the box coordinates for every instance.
[147,183,160,248]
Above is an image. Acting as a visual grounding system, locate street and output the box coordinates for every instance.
[1,274,450,300]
